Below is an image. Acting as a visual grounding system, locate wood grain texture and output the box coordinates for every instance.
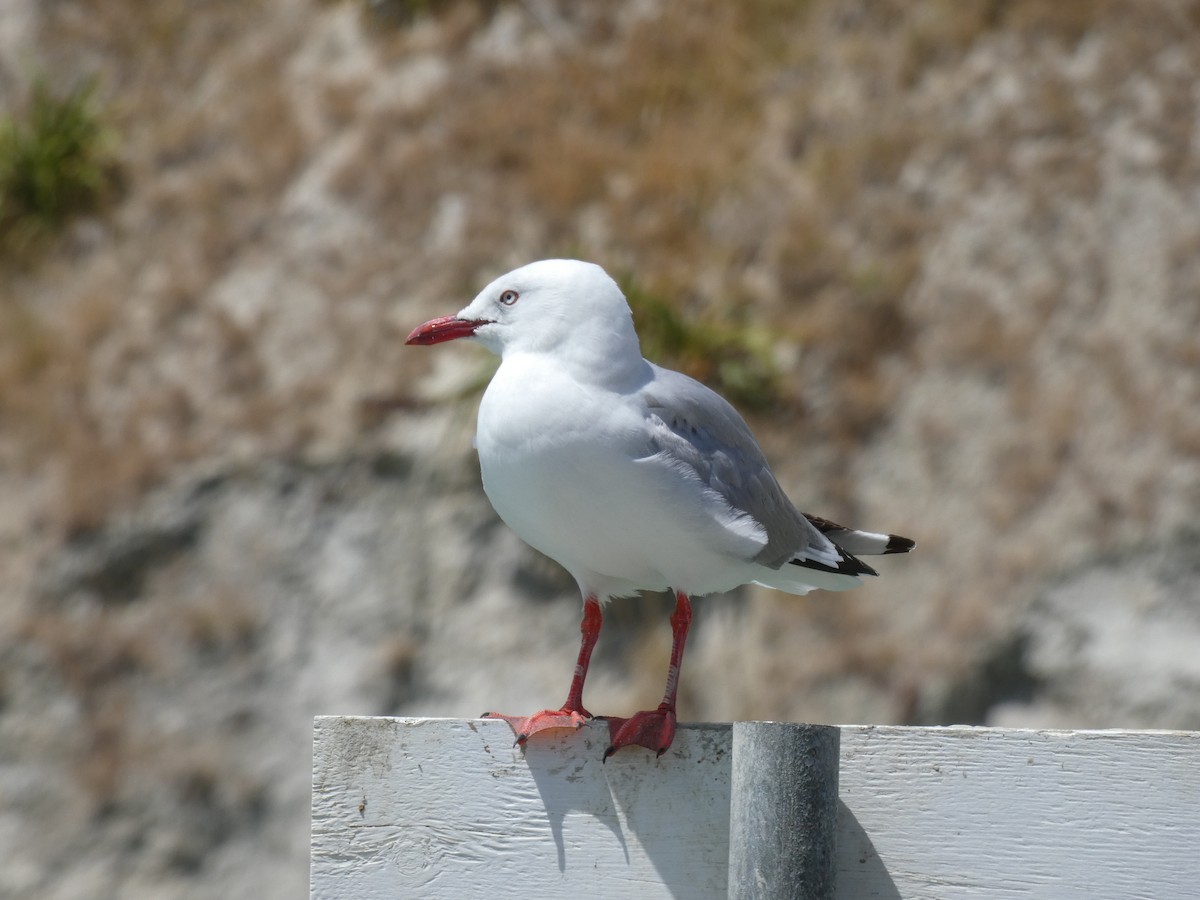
[312,717,734,899]
[312,718,1200,899]
[836,725,1200,899]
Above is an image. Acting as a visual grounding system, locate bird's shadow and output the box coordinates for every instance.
[486,720,902,898]
[518,721,733,896]
[520,730,630,870]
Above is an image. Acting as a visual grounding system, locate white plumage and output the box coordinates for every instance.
[406,258,912,758]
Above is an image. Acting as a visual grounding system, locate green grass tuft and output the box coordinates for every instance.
[623,278,783,412]
[0,77,119,257]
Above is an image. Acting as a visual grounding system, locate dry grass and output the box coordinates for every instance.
[337,2,783,284]
[333,0,932,456]
[10,0,1188,534]
[2,0,1198,789]
[0,0,307,533]
[22,573,264,807]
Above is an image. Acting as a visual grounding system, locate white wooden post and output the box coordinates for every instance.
[311,718,1200,899]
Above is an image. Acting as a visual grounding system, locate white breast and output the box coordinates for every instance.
[475,354,765,599]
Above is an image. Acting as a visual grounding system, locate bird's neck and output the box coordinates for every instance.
[577,337,650,390]
[510,319,648,391]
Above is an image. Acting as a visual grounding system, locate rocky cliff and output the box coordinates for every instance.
[1,2,1198,896]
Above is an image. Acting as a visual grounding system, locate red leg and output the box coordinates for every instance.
[484,595,602,745]
[604,591,693,760]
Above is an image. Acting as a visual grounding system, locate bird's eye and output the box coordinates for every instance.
[499,289,519,306]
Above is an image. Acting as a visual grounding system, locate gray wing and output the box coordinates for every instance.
[638,364,827,569]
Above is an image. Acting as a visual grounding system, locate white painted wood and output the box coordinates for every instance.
[312,718,1200,900]
[311,717,734,899]
[835,725,1200,899]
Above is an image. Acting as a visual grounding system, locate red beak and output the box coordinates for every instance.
[405,316,487,346]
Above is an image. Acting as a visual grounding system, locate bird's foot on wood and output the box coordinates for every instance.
[602,704,676,761]
[482,707,592,746]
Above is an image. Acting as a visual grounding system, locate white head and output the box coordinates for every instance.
[407,259,644,381]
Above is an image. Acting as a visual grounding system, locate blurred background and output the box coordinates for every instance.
[1,1,1199,896]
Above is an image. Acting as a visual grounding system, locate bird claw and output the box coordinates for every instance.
[602,705,676,762]
[482,708,592,746]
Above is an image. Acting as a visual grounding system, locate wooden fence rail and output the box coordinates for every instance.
[312,717,1199,899]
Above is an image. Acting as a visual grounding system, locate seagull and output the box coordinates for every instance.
[406,259,913,759]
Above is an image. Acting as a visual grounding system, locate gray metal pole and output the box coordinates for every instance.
[727,722,840,900]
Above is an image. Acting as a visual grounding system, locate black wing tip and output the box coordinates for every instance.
[855,557,880,577]
[884,534,916,554]
[788,551,878,578]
